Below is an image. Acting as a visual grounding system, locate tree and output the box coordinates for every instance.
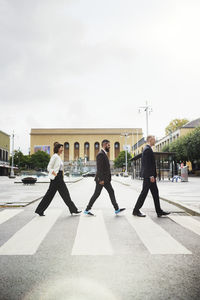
[161,145,170,152]
[114,151,132,169]
[162,126,200,166]
[186,127,200,163]
[165,118,189,135]
[10,150,25,169]
[30,151,50,170]
[169,137,188,163]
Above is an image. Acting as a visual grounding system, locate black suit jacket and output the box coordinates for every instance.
[95,150,111,183]
[140,145,157,178]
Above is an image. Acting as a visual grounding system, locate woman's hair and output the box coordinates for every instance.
[54,143,63,153]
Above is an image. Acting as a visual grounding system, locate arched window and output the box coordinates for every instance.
[84,142,90,161]
[64,142,69,161]
[74,142,80,160]
[114,142,120,158]
[3,150,5,161]
[94,142,100,159]
[5,151,8,162]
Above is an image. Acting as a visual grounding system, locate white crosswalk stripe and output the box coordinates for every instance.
[0,209,62,255]
[0,209,197,256]
[0,209,24,225]
[169,215,200,236]
[71,210,113,255]
[125,214,192,255]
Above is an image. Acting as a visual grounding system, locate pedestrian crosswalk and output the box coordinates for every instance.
[0,209,62,255]
[0,209,199,256]
[125,215,191,254]
[169,215,200,236]
[0,209,24,225]
[72,210,113,255]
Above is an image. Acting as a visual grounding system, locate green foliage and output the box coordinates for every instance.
[186,127,200,162]
[169,137,188,162]
[10,150,24,168]
[114,151,132,169]
[30,151,50,170]
[165,118,189,135]
[161,145,170,152]
[165,127,200,163]
[10,150,50,170]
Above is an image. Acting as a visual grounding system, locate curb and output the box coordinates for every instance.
[113,179,200,217]
[159,197,200,216]
[0,196,43,208]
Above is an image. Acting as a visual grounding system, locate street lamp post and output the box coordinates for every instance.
[138,100,153,138]
[121,132,129,177]
[10,131,15,178]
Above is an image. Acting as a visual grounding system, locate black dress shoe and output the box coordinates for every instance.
[71,210,82,215]
[132,210,146,217]
[35,211,45,216]
[157,211,170,217]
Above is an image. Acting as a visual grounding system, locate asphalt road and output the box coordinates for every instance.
[0,178,200,300]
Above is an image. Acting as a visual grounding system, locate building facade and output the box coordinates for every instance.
[0,130,10,176]
[155,118,200,152]
[30,128,143,164]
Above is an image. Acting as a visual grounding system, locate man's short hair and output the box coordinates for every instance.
[102,139,110,146]
[147,135,155,142]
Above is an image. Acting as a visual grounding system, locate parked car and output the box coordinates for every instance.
[83,171,96,177]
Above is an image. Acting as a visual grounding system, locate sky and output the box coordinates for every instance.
[0,0,200,154]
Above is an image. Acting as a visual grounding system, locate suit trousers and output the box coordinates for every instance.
[133,178,162,214]
[86,181,119,211]
[35,171,78,214]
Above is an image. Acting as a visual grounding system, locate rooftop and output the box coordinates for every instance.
[182,118,200,128]
[30,128,143,136]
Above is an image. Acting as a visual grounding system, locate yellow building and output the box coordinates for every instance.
[155,118,200,151]
[0,130,10,176]
[30,128,143,163]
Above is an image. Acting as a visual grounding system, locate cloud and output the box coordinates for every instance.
[0,0,200,153]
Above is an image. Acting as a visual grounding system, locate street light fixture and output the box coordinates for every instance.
[138,100,153,138]
[120,132,130,177]
[10,131,15,178]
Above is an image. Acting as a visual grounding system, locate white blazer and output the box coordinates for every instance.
[47,153,62,180]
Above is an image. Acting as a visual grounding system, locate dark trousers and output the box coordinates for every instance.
[35,171,78,214]
[133,178,162,214]
[86,181,119,211]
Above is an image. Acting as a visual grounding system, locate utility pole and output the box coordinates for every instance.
[138,100,153,138]
[10,131,15,178]
[121,132,129,177]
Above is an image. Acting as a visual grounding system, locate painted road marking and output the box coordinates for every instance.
[169,215,200,236]
[0,209,62,255]
[0,209,24,225]
[71,210,113,255]
[125,214,192,255]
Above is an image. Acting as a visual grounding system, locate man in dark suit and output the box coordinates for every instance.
[133,135,170,217]
[84,139,126,216]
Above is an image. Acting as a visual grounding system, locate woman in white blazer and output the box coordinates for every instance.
[35,143,81,216]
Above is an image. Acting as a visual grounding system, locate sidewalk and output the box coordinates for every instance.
[113,176,200,216]
[0,176,83,207]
